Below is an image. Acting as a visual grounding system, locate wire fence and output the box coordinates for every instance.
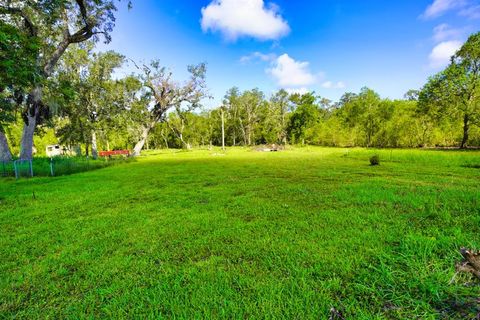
[14,160,34,178]
[1,156,131,179]
[1,161,15,178]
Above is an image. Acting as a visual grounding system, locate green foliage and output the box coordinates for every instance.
[287,92,323,144]
[419,31,480,148]
[0,22,39,128]
[0,148,479,318]
[370,154,380,166]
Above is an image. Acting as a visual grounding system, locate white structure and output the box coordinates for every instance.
[46,145,65,157]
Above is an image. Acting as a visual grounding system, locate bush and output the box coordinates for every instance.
[370,155,380,166]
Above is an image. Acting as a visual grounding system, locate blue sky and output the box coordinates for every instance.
[98,0,480,108]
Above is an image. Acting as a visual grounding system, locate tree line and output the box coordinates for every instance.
[1,1,479,162]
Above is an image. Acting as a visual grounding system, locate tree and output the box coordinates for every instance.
[287,93,322,144]
[55,47,126,158]
[223,87,241,146]
[266,89,290,145]
[131,61,208,156]
[0,22,39,161]
[336,88,385,147]
[237,89,264,145]
[0,0,129,159]
[419,32,480,148]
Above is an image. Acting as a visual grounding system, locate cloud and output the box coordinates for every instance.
[285,88,311,95]
[429,40,462,68]
[433,23,466,42]
[201,0,290,41]
[459,4,480,18]
[422,0,480,19]
[422,0,465,19]
[240,52,276,64]
[267,54,316,87]
[321,81,346,89]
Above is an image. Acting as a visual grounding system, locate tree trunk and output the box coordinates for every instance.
[221,110,225,151]
[18,35,70,160]
[160,130,169,149]
[0,131,12,162]
[133,122,155,156]
[460,114,469,149]
[19,87,42,160]
[19,114,37,160]
[91,131,98,159]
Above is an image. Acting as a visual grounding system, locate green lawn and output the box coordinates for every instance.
[1,147,479,319]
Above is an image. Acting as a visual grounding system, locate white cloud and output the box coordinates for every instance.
[267,54,316,87]
[422,0,480,19]
[459,4,480,18]
[201,0,290,41]
[240,52,276,64]
[285,88,311,95]
[429,40,462,68]
[321,81,346,89]
[433,23,466,42]
[423,0,465,19]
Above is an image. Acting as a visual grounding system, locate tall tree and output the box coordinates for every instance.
[56,47,126,158]
[287,92,322,144]
[267,89,290,145]
[0,22,39,161]
[419,32,480,148]
[0,0,128,159]
[223,87,241,146]
[237,89,264,145]
[131,60,208,156]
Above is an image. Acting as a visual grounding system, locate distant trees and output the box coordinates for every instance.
[287,92,323,144]
[1,19,479,157]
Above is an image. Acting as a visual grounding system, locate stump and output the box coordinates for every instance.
[456,248,480,280]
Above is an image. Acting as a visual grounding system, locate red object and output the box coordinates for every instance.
[98,150,130,157]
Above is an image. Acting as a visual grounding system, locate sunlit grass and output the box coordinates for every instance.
[0,147,479,318]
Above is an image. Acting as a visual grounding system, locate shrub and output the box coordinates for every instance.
[370,155,380,166]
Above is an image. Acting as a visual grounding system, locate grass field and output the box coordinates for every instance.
[1,147,479,319]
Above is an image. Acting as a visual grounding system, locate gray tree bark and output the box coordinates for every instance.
[133,122,155,156]
[91,131,98,159]
[19,114,37,160]
[19,87,41,160]
[0,131,12,162]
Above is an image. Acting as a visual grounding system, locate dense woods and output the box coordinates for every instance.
[1,1,479,160]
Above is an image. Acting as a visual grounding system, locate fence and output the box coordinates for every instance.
[14,160,34,178]
[1,156,130,179]
[1,161,15,177]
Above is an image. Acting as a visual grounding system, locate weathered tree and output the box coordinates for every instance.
[0,0,129,159]
[131,60,208,156]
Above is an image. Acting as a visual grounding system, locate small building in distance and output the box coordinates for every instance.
[46,145,80,157]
